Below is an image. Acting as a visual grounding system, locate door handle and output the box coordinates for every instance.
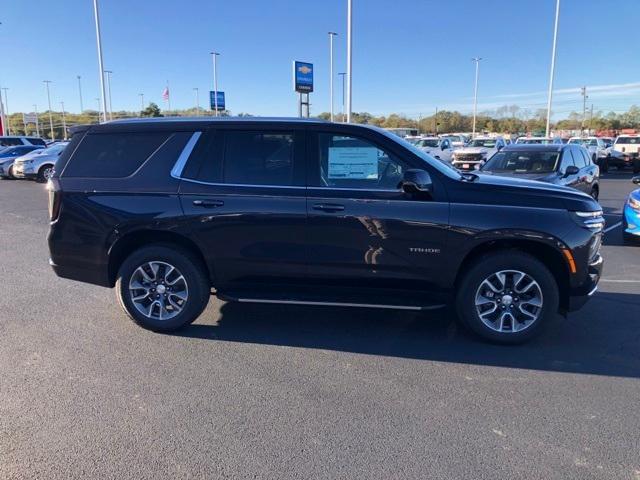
[193,199,224,208]
[312,203,345,212]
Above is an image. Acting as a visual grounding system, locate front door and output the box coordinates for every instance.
[179,126,308,288]
[305,130,449,294]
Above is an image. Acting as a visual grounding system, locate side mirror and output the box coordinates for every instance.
[564,165,579,177]
[632,176,640,185]
[497,144,503,151]
[441,143,447,151]
[401,169,433,195]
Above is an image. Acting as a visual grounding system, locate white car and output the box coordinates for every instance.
[612,135,640,173]
[413,137,455,163]
[439,134,468,149]
[13,142,68,181]
[451,136,506,170]
[568,137,607,163]
[515,137,563,145]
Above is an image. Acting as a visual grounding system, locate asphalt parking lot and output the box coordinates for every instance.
[0,173,639,480]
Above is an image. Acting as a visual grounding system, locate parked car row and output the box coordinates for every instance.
[0,137,68,182]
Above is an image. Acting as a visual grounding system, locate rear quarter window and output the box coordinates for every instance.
[63,132,170,178]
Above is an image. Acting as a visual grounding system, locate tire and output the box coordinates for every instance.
[455,251,559,344]
[633,160,640,175]
[590,185,599,201]
[623,231,639,245]
[116,244,210,332]
[592,153,596,164]
[600,157,609,173]
[6,165,15,179]
[36,164,54,183]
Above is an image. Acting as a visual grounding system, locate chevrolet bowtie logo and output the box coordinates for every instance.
[298,66,312,74]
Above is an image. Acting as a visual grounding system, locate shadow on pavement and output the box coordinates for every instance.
[176,291,640,378]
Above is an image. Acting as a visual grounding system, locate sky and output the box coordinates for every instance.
[1,0,639,119]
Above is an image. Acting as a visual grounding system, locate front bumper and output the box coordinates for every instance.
[452,159,484,171]
[568,253,603,312]
[12,164,36,179]
[624,204,640,236]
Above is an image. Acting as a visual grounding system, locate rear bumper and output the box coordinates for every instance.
[49,257,111,288]
[567,254,603,312]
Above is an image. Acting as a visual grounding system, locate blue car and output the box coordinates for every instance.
[624,176,640,243]
[0,145,45,179]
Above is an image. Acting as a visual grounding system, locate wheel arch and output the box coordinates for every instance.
[454,238,571,312]
[107,230,212,287]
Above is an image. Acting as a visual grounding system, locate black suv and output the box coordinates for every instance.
[48,118,604,344]
[481,143,600,200]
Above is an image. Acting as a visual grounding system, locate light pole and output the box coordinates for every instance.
[60,101,67,140]
[104,70,113,120]
[33,104,40,137]
[193,88,200,115]
[338,72,346,122]
[77,75,84,112]
[581,86,588,132]
[95,98,101,122]
[210,51,220,116]
[545,0,560,138]
[471,57,482,138]
[139,93,144,112]
[43,80,54,140]
[346,0,353,122]
[328,32,337,122]
[93,0,108,123]
[1,87,9,135]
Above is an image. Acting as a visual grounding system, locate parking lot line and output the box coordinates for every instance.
[603,221,623,233]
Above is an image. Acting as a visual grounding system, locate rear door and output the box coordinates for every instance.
[178,124,308,289]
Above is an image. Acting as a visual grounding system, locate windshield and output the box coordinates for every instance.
[42,143,67,155]
[482,150,560,174]
[615,136,640,144]
[469,139,497,148]
[518,138,552,144]
[415,139,440,148]
[442,135,462,143]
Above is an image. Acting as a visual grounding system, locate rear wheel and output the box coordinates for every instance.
[590,185,599,200]
[456,251,559,344]
[116,245,210,332]
[37,165,54,183]
[600,157,609,173]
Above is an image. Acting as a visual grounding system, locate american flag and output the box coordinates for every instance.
[162,87,169,101]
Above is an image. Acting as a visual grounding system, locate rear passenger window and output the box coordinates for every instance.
[64,132,169,178]
[223,131,294,186]
[580,148,592,165]
[571,148,587,168]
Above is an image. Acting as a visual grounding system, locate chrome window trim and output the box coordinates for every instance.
[178,177,307,190]
[170,131,202,179]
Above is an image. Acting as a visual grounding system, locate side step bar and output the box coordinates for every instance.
[217,293,446,311]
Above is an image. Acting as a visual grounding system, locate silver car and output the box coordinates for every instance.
[414,137,455,163]
[13,142,68,182]
[0,145,45,179]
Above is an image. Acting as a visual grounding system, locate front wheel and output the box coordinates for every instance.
[116,245,210,332]
[37,164,54,183]
[456,251,559,344]
[600,157,609,173]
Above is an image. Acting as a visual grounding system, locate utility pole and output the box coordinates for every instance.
[60,101,67,140]
[210,51,220,116]
[1,87,9,135]
[346,0,353,122]
[589,104,594,132]
[43,80,54,140]
[33,104,40,137]
[95,98,101,122]
[328,32,337,122]
[545,0,560,137]
[104,70,113,120]
[93,0,108,123]
[338,72,346,122]
[139,93,144,112]
[581,86,588,132]
[76,75,84,112]
[193,88,200,115]
[435,107,439,135]
[471,57,482,138]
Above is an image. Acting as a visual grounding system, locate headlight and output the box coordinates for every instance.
[629,196,640,212]
[23,160,34,165]
[570,210,605,231]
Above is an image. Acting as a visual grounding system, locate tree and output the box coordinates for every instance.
[141,102,163,117]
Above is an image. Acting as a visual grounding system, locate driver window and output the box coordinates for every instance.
[560,150,575,171]
[317,133,409,190]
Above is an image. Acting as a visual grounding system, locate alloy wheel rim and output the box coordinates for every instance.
[474,269,543,333]
[128,261,188,321]
[43,167,53,180]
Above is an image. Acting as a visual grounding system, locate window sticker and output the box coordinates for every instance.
[328,147,378,180]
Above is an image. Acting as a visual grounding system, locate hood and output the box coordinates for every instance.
[455,146,490,155]
[455,172,599,212]
[14,152,56,164]
[480,170,557,182]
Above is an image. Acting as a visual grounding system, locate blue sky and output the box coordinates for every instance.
[1,0,639,119]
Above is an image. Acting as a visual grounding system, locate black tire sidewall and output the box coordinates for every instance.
[37,165,53,183]
[116,245,210,332]
[456,251,559,344]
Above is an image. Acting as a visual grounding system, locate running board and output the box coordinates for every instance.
[218,293,445,311]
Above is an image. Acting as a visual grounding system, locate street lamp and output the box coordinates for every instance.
[33,104,40,137]
[338,72,346,122]
[210,51,220,116]
[328,32,338,122]
[193,88,200,116]
[139,93,144,112]
[471,57,482,138]
[1,87,9,135]
[77,75,84,112]
[60,101,67,140]
[545,0,560,138]
[104,70,113,120]
[93,0,108,123]
[346,0,353,123]
[43,80,54,140]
